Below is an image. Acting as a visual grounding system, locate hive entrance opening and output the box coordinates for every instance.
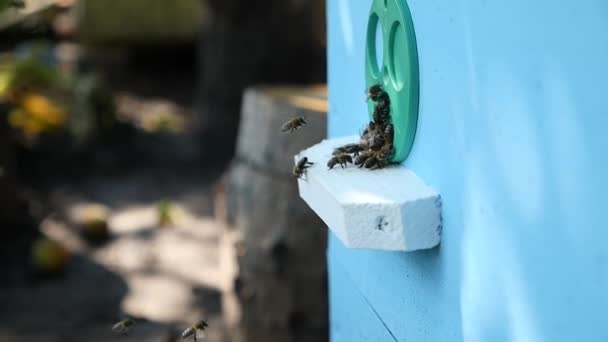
[365,0,419,162]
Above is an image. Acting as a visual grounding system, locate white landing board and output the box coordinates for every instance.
[295,135,441,251]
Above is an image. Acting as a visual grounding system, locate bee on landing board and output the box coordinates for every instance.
[111,318,135,335]
[361,151,390,169]
[354,150,372,167]
[327,154,353,169]
[181,320,209,342]
[377,142,393,163]
[293,157,314,179]
[332,143,366,157]
[281,116,307,133]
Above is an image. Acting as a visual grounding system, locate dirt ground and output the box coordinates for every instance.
[0,168,233,342]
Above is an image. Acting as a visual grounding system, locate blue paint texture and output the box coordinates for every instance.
[327,1,608,341]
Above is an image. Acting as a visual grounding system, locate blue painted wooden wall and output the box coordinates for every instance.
[327,1,608,341]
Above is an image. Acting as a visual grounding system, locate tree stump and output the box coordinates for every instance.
[197,0,326,161]
[222,85,328,342]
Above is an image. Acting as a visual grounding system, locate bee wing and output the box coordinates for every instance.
[112,323,128,334]
[181,327,195,339]
[195,329,207,339]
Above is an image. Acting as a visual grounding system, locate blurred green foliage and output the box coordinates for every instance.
[0,41,116,144]
[0,0,25,12]
[75,0,205,45]
[1,43,64,97]
[157,199,174,227]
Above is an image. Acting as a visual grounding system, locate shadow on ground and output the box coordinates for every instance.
[1,169,230,341]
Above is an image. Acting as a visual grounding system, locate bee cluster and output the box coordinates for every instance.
[286,84,394,180]
[332,84,394,170]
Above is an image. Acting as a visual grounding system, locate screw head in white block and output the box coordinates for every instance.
[295,136,441,251]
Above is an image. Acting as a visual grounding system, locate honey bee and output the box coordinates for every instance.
[384,124,394,143]
[366,153,390,169]
[293,157,314,179]
[372,106,390,127]
[377,142,393,162]
[377,90,390,104]
[181,320,209,341]
[361,121,376,137]
[369,132,385,151]
[281,116,307,133]
[112,318,135,335]
[360,121,378,148]
[332,143,365,157]
[363,155,379,168]
[327,154,353,169]
[367,84,383,101]
[354,150,388,169]
[354,151,372,167]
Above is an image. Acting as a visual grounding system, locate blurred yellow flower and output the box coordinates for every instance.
[7,94,67,140]
[21,94,66,126]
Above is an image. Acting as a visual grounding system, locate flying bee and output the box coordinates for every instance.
[112,318,135,335]
[327,154,353,169]
[181,320,209,342]
[281,116,307,133]
[367,84,383,101]
[332,143,366,157]
[293,157,314,179]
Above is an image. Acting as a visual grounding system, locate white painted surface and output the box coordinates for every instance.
[296,135,441,251]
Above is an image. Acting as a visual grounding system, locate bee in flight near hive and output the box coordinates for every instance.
[327,153,353,169]
[111,318,135,335]
[181,320,209,342]
[293,157,314,179]
[281,116,307,133]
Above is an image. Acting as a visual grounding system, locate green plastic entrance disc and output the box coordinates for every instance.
[366,0,419,162]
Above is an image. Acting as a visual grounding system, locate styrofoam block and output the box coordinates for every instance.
[295,135,441,251]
